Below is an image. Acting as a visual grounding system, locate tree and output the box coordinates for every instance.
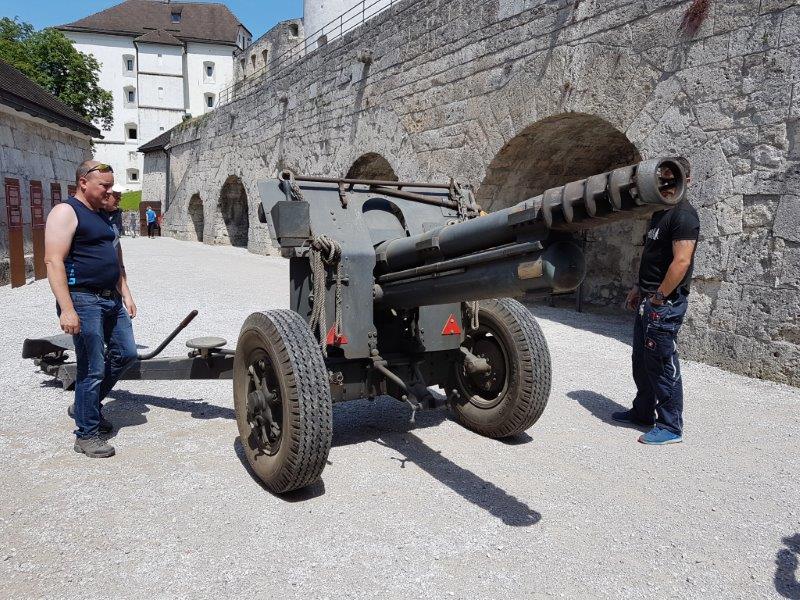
[0,17,113,130]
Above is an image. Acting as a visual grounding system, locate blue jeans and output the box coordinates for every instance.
[67,292,138,438]
[631,293,688,435]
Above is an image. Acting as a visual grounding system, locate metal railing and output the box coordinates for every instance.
[217,0,401,107]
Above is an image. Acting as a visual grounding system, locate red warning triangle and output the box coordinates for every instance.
[441,314,462,336]
[326,326,349,346]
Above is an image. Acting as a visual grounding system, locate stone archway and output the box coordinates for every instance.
[476,112,643,305]
[188,194,204,242]
[346,153,399,181]
[217,176,249,248]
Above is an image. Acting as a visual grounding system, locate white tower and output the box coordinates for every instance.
[303,0,392,48]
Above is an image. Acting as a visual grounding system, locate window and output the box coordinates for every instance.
[289,23,299,37]
[171,11,181,23]
[158,86,164,99]
[261,49,268,66]
[123,55,134,73]
[240,58,246,70]
[203,61,215,82]
[250,54,256,68]
[159,126,165,131]
[127,169,139,183]
[205,93,215,111]
[124,86,136,105]
[126,124,138,140]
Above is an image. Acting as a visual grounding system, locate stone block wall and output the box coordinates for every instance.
[0,109,92,285]
[141,151,167,207]
[234,19,305,83]
[147,0,800,385]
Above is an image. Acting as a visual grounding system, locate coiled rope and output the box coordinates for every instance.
[309,235,344,356]
[469,300,480,331]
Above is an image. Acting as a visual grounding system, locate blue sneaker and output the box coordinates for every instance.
[638,427,682,445]
[611,409,654,427]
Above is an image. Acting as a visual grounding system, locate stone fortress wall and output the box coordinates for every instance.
[146,0,800,385]
[233,19,305,83]
[0,109,92,284]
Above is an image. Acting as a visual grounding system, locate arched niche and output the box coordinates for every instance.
[345,153,399,181]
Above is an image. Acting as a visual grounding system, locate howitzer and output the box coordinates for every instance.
[23,156,686,494]
[232,156,686,492]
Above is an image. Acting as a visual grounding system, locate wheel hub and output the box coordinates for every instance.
[457,327,509,409]
[246,359,282,453]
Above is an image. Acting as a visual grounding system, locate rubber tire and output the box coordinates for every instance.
[452,298,552,438]
[233,310,332,494]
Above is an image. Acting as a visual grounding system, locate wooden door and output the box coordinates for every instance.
[139,201,162,236]
[51,183,62,207]
[30,181,46,280]
[5,178,25,287]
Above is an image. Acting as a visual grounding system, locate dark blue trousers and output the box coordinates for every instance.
[631,293,687,435]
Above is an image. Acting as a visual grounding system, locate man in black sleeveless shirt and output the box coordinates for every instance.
[44,160,138,458]
[612,160,700,445]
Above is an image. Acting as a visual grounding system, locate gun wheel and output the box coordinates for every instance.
[233,310,332,494]
[452,298,551,438]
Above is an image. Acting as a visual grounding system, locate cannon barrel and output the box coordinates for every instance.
[375,157,687,274]
[375,241,586,309]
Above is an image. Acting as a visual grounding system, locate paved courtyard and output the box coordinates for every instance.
[0,237,798,599]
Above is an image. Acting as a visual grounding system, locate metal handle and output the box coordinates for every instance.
[137,310,199,361]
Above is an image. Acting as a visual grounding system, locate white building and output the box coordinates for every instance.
[303,0,392,49]
[59,0,252,191]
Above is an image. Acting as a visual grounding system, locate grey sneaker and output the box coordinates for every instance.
[67,403,113,433]
[74,436,115,458]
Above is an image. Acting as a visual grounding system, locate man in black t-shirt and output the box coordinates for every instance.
[612,160,700,445]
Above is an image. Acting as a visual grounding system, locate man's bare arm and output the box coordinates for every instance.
[45,204,80,334]
[656,240,696,299]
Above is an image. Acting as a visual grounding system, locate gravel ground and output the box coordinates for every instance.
[1,237,798,600]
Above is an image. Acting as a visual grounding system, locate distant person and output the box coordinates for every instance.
[128,211,138,237]
[44,160,138,459]
[613,158,699,445]
[145,206,157,238]
[105,183,124,236]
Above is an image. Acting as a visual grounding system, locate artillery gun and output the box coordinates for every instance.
[23,157,687,494]
[238,157,686,492]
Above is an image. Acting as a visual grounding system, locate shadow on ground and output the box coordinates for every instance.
[101,389,234,439]
[776,534,800,599]
[100,389,540,525]
[566,389,648,429]
[329,397,541,526]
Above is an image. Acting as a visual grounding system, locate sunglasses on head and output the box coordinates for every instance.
[84,163,114,176]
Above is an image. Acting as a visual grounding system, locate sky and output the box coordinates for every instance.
[0,0,303,39]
